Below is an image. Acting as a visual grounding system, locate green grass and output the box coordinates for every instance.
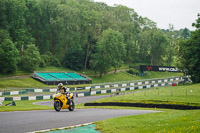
[37,66,96,75]
[0,68,183,89]
[0,100,53,112]
[93,83,200,106]
[91,71,183,84]
[95,110,200,133]
[36,66,73,72]
[141,71,183,79]
[93,83,200,133]
[0,83,199,132]
[0,100,98,112]
[0,77,91,90]
[0,77,50,89]
[0,70,30,78]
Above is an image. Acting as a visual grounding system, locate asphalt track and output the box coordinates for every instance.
[0,95,159,133]
[34,95,110,106]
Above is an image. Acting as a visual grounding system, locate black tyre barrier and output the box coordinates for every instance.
[84,102,200,110]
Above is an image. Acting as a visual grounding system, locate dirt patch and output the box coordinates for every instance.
[84,102,200,110]
[86,69,128,76]
[0,75,30,79]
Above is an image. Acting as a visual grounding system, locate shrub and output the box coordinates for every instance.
[50,57,61,67]
[127,68,134,74]
[39,58,46,67]
[21,44,41,72]
[127,68,139,75]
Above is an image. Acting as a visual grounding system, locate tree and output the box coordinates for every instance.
[0,29,20,74]
[92,29,125,77]
[177,14,200,83]
[40,52,61,67]
[138,28,168,65]
[180,28,190,40]
[62,45,85,71]
[72,0,101,71]
[53,0,81,60]
[163,24,177,66]
[149,29,168,65]
[109,30,125,73]
[0,0,34,49]
[21,44,41,72]
[1,0,177,72]
[112,5,141,64]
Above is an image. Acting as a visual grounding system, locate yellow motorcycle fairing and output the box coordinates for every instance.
[53,93,69,109]
[69,93,73,99]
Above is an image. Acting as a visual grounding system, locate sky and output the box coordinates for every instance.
[93,0,200,30]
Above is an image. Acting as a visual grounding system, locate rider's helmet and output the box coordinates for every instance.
[58,83,63,90]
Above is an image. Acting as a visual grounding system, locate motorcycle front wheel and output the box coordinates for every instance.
[54,101,61,112]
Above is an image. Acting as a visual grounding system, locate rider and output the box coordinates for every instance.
[58,83,67,93]
[57,83,69,104]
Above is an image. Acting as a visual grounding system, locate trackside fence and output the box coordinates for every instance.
[0,76,187,101]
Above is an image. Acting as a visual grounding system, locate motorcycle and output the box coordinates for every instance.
[53,91,75,112]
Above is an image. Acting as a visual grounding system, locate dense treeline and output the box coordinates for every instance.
[177,14,200,83]
[0,0,194,77]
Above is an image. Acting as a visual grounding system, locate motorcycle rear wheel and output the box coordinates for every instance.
[54,101,61,112]
[69,100,75,111]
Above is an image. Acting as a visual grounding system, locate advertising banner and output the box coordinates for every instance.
[140,65,179,72]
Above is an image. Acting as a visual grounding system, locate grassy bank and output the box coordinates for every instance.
[0,66,183,89]
[0,78,48,89]
[91,71,183,84]
[0,71,30,78]
[93,83,200,106]
[0,100,53,112]
[91,83,200,132]
[1,84,200,132]
[95,110,200,133]
[0,77,90,90]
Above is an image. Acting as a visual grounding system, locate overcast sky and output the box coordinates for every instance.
[93,0,200,30]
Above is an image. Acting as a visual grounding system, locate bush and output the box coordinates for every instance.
[21,44,41,72]
[40,52,61,67]
[39,58,46,67]
[62,46,84,70]
[50,57,61,67]
[127,68,139,75]
[127,68,134,74]
[41,52,53,65]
